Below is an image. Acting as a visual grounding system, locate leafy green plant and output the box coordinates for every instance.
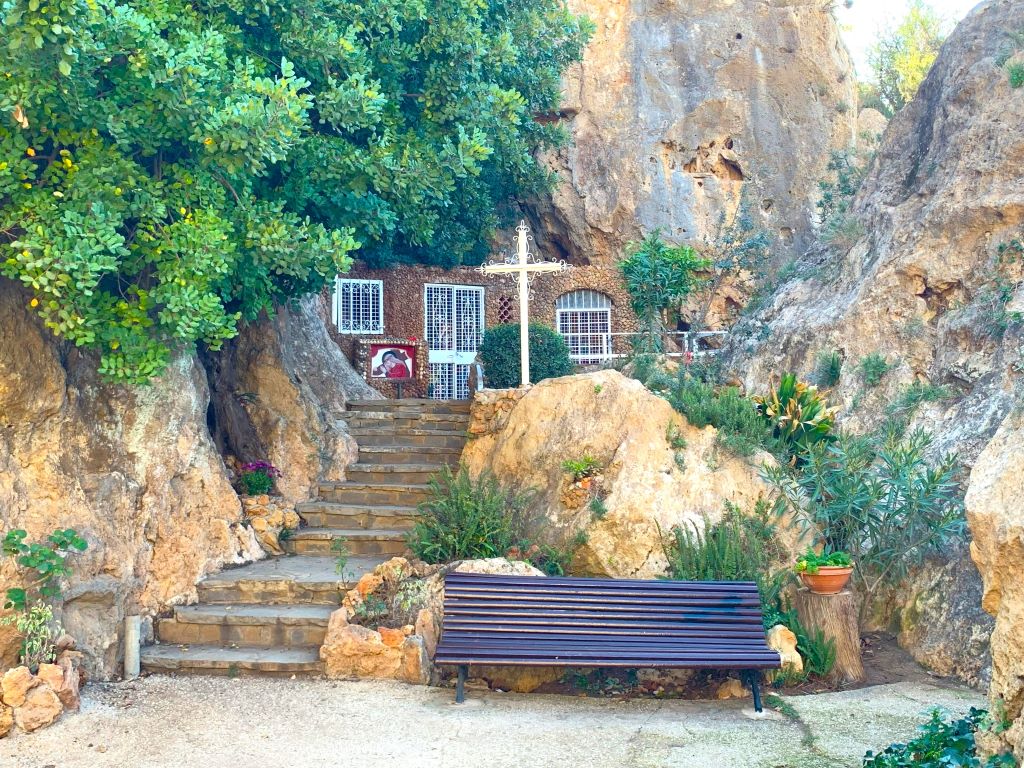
[562,456,602,480]
[479,324,574,388]
[3,528,88,612]
[863,708,1016,767]
[408,466,533,563]
[0,0,591,383]
[331,538,349,577]
[1,603,61,671]
[753,374,837,459]
[764,428,963,619]
[588,497,608,520]
[792,620,837,679]
[668,378,777,457]
[620,232,711,353]
[859,353,894,388]
[239,461,280,496]
[815,350,843,388]
[662,500,789,628]
[818,150,868,246]
[1008,62,1024,89]
[793,548,853,574]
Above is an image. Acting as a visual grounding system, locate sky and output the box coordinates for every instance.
[834,0,982,79]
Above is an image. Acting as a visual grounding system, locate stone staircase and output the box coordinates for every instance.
[140,399,470,676]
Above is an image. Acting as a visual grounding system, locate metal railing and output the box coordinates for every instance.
[560,331,729,365]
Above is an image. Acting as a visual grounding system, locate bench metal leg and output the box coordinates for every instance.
[455,665,468,704]
[745,670,763,713]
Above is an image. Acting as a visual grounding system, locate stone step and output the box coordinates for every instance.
[141,644,323,677]
[356,445,462,466]
[283,528,409,557]
[345,464,442,485]
[348,429,468,449]
[317,481,432,506]
[347,399,471,415]
[296,501,420,530]
[196,555,385,605]
[344,413,471,431]
[157,604,333,648]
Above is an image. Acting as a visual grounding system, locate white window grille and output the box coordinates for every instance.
[556,290,612,365]
[332,278,383,334]
[425,284,484,400]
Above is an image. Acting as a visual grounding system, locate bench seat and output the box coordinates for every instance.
[434,572,781,710]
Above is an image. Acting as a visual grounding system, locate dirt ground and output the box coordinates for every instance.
[0,673,984,768]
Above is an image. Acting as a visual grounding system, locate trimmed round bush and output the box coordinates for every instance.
[479,323,574,388]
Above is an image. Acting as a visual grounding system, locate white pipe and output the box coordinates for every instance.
[124,615,141,680]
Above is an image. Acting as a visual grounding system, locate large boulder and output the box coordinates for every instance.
[205,295,379,503]
[462,370,773,578]
[527,0,856,265]
[0,278,260,679]
[966,412,1024,760]
[723,0,1024,684]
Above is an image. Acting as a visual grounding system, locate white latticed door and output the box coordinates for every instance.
[556,290,612,365]
[425,284,485,400]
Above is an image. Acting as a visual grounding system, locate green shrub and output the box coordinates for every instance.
[858,353,894,387]
[765,428,963,619]
[668,378,777,457]
[562,456,602,480]
[409,466,531,562]
[479,323,574,388]
[815,350,843,388]
[753,373,836,459]
[239,461,280,496]
[408,466,581,575]
[588,497,608,520]
[863,708,1015,767]
[1008,62,1024,89]
[620,232,711,353]
[662,500,789,628]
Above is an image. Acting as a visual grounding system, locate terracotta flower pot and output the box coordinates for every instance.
[578,477,592,491]
[799,565,854,595]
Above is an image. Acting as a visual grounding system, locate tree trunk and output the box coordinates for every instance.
[794,588,865,684]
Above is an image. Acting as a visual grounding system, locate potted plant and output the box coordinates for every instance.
[561,456,602,490]
[794,549,854,595]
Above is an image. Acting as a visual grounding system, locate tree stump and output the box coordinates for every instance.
[793,588,865,684]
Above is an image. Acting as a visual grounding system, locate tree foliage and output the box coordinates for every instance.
[0,0,590,382]
[867,0,948,116]
[619,232,710,352]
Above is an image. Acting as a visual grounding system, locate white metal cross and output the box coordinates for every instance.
[477,221,569,386]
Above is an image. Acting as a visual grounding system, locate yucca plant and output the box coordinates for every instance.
[754,373,837,459]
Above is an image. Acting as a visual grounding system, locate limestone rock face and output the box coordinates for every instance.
[965,412,1024,760]
[0,280,256,679]
[206,294,379,504]
[724,0,1024,685]
[0,702,11,738]
[319,609,428,685]
[528,0,856,265]
[462,371,773,578]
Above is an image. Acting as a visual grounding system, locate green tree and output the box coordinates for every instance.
[619,232,710,353]
[478,323,573,388]
[867,1,948,116]
[0,1,590,382]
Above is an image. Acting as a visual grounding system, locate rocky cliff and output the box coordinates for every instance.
[724,0,1023,696]
[0,281,372,678]
[528,0,857,265]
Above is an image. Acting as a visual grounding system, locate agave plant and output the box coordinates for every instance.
[753,373,837,459]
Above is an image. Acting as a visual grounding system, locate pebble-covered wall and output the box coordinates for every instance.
[328,263,642,398]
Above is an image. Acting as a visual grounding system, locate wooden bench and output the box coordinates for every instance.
[434,572,781,711]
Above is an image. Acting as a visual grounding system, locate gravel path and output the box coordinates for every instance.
[0,676,983,768]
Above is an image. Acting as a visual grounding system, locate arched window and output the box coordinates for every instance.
[555,290,613,365]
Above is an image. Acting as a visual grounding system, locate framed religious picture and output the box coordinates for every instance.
[369,343,417,380]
